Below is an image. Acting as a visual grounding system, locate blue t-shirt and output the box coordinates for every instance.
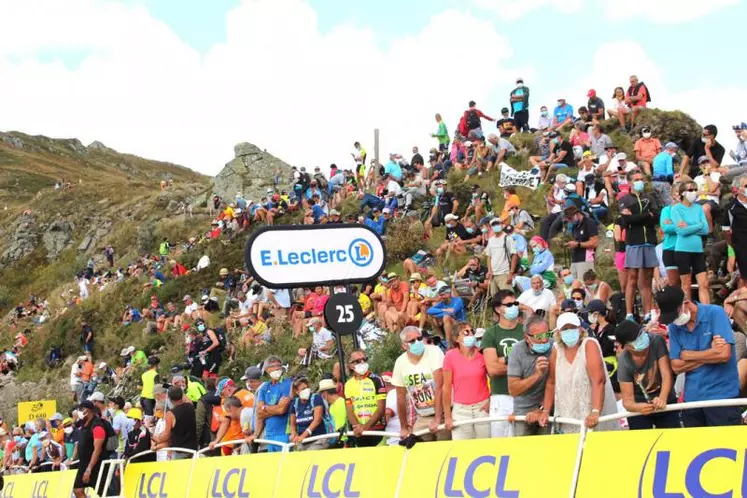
[384,161,402,180]
[652,151,674,179]
[257,378,293,436]
[311,204,325,223]
[667,304,740,402]
[511,88,525,113]
[290,394,325,437]
[553,104,574,124]
[670,203,708,253]
[25,433,41,462]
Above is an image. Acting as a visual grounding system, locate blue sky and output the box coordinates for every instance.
[1,0,744,174]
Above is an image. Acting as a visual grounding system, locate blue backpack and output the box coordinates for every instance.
[293,393,338,445]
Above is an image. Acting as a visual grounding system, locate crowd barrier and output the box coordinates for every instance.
[4,398,746,498]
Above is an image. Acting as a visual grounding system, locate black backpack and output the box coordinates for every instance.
[213,327,228,352]
[466,109,481,130]
[100,418,119,452]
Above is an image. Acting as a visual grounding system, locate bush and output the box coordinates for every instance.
[385,217,425,262]
[137,222,156,253]
[0,285,12,309]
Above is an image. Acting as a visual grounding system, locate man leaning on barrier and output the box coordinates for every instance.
[508,315,553,436]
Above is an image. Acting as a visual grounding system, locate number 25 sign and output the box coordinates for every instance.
[324,293,363,336]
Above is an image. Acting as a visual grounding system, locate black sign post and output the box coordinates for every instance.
[323,293,363,384]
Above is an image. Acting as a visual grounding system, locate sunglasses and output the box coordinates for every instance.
[529,331,553,340]
[404,336,423,345]
[461,329,475,336]
[350,357,368,365]
[501,302,519,308]
[686,188,697,192]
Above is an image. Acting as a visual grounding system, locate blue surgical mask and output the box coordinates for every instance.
[409,339,425,356]
[533,288,543,296]
[631,332,650,351]
[541,111,548,117]
[532,246,544,254]
[743,188,747,197]
[503,305,520,320]
[463,336,476,348]
[197,324,206,332]
[553,138,560,145]
[574,299,584,309]
[531,342,552,354]
[633,180,645,192]
[564,275,574,286]
[436,187,444,194]
[481,228,488,234]
[560,328,580,347]
[466,228,475,234]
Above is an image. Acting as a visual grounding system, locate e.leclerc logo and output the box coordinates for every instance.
[259,238,374,268]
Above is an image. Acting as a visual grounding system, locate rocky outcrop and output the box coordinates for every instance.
[88,140,117,154]
[0,132,24,149]
[42,220,75,260]
[212,143,293,202]
[1,215,38,264]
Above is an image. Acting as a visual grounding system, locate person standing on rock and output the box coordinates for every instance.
[159,238,170,265]
[103,246,114,268]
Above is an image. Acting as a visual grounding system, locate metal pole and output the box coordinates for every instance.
[335,331,347,385]
[374,128,380,166]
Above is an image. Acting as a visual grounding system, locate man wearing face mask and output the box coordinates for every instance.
[483,219,518,296]
[73,401,106,498]
[508,315,553,436]
[723,174,747,288]
[509,77,530,132]
[62,418,79,463]
[254,356,292,452]
[481,290,524,437]
[634,127,661,177]
[551,98,574,131]
[680,124,725,179]
[392,326,447,442]
[564,206,598,281]
[726,123,747,179]
[614,321,679,430]
[656,286,742,427]
[537,106,551,130]
[651,142,679,205]
[620,170,659,322]
[587,300,619,392]
[517,275,555,317]
[344,350,387,447]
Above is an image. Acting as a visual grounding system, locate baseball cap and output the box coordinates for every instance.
[615,320,644,346]
[88,392,106,403]
[464,141,473,147]
[49,413,64,422]
[501,107,509,113]
[582,150,593,158]
[478,216,493,227]
[240,366,262,381]
[387,272,398,279]
[444,213,458,222]
[641,126,651,133]
[697,155,711,165]
[219,267,229,276]
[382,207,391,214]
[380,371,393,383]
[436,285,451,295]
[604,143,618,150]
[182,294,192,302]
[217,378,236,396]
[732,122,747,130]
[586,299,607,314]
[655,286,685,325]
[516,77,524,83]
[409,272,423,282]
[587,89,596,98]
[616,152,628,161]
[560,298,578,311]
[318,378,337,392]
[62,418,74,427]
[664,142,679,150]
[201,294,209,302]
[557,312,581,328]
[475,327,486,339]
[77,355,87,362]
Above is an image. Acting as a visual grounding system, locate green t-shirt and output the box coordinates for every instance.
[480,322,524,395]
[329,397,347,431]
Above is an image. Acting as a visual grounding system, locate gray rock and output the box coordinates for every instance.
[88,140,117,153]
[61,138,88,155]
[1,215,38,264]
[42,220,74,260]
[213,142,293,202]
[0,132,24,149]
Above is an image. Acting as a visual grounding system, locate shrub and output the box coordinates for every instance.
[385,217,425,262]
[137,222,156,253]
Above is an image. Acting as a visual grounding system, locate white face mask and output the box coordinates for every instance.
[63,427,73,435]
[642,132,652,139]
[269,370,282,380]
[684,191,698,203]
[299,388,311,401]
[673,308,691,326]
[353,363,369,376]
[588,313,598,325]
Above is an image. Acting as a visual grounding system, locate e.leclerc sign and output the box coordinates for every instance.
[245,224,386,288]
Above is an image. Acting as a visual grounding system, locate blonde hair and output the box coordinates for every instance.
[552,326,588,348]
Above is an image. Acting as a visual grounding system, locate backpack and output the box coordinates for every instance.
[314,174,328,190]
[213,327,228,352]
[293,394,338,446]
[100,418,119,453]
[466,109,481,130]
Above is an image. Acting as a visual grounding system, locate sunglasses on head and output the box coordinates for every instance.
[404,336,423,345]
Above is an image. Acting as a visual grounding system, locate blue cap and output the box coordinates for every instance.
[664,142,679,150]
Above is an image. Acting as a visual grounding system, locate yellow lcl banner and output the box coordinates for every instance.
[17,400,57,425]
[0,470,95,498]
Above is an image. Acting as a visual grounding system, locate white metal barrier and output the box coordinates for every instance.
[32,398,747,498]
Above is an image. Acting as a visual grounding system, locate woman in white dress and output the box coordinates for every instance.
[539,312,619,433]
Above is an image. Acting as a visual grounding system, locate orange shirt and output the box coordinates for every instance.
[80,361,94,382]
[634,138,661,162]
[500,193,521,221]
[389,282,409,310]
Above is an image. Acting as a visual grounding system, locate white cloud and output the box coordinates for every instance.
[475,0,741,22]
[603,0,740,23]
[474,0,583,20]
[0,0,521,175]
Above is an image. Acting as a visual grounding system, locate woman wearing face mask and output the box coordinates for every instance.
[527,236,556,289]
[289,377,328,451]
[196,319,222,380]
[62,418,79,463]
[614,321,679,429]
[659,184,682,289]
[671,181,710,303]
[442,322,490,440]
[539,312,619,433]
[537,106,551,130]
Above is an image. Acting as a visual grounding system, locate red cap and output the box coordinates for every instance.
[587,89,596,98]
[181,323,190,332]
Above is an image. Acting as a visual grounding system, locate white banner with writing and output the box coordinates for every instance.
[498,162,541,190]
